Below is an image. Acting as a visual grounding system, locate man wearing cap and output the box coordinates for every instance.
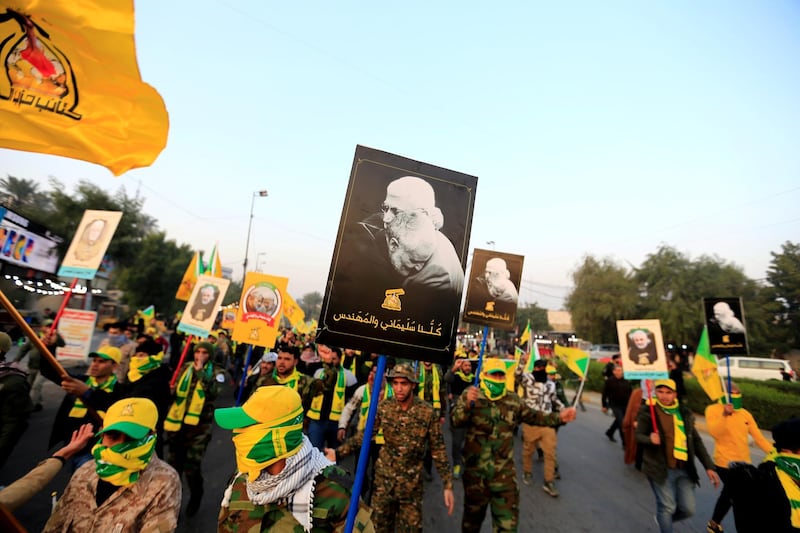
[518,358,566,497]
[704,383,773,533]
[243,351,277,400]
[636,378,720,533]
[727,417,800,532]
[118,336,173,457]
[452,357,576,531]
[43,397,181,533]
[333,363,454,532]
[216,386,374,532]
[165,341,225,516]
[15,318,65,411]
[0,331,32,469]
[40,345,124,470]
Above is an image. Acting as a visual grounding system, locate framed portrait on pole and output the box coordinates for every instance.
[462,248,524,330]
[316,145,477,365]
[703,297,748,355]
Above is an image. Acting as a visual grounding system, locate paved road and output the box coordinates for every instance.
[4,354,765,532]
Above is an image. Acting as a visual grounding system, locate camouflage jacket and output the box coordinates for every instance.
[338,396,453,492]
[42,457,181,533]
[451,388,561,481]
[218,465,374,532]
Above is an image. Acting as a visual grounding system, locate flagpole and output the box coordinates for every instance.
[344,354,387,533]
[47,278,79,335]
[236,344,254,406]
[170,335,194,388]
[725,355,732,403]
[572,372,588,407]
[646,379,658,436]
[470,326,490,407]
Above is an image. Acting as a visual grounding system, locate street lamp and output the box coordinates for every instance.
[256,252,267,272]
[243,190,268,279]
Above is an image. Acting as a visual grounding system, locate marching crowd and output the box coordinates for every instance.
[0,318,798,532]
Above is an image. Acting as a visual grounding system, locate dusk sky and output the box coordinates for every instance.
[3,1,798,311]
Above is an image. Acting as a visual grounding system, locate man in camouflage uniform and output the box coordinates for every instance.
[452,358,577,532]
[334,363,455,532]
[43,397,181,533]
[216,386,374,532]
[165,341,224,517]
[242,351,277,400]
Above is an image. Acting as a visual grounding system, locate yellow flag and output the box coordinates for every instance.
[282,292,305,328]
[176,252,201,302]
[554,344,590,379]
[519,320,531,346]
[0,3,168,175]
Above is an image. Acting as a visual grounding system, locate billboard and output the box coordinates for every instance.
[0,206,63,274]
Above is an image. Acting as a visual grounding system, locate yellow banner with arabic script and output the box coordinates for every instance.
[232,272,288,348]
[0,2,168,175]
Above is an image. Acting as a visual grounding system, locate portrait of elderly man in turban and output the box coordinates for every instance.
[375,176,464,295]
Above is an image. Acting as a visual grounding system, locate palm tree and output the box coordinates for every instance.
[0,175,40,207]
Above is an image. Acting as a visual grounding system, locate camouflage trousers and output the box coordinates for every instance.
[166,423,212,493]
[462,470,519,532]
[371,472,423,533]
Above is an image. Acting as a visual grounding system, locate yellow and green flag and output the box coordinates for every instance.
[176,247,224,301]
[519,320,531,346]
[139,305,155,326]
[691,326,724,401]
[282,292,305,328]
[554,344,590,378]
[0,2,168,175]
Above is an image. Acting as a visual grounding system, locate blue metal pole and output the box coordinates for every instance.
[236,344,254,406]
[472,325,490,387]
[726,355,732,402]
[344,354,387,533]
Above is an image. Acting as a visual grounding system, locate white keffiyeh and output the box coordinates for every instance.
[221,436,333,532]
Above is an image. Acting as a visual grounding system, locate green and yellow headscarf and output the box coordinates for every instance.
[480,358,507,401]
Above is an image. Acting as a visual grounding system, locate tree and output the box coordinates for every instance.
[114,232,193,316]
[635,245,765,351]
[515,303,551,334]
[766,241,800,354]
[0,175,49,215]
[565,256,639,344]
[298,291,323,321]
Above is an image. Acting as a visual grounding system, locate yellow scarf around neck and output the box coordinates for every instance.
[165,363,208,431]
[69,374,116,418]
[656,399,688,461]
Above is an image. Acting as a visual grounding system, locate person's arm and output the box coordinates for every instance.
[635,404,656,445]
[449,387,474,428]
[428,408,453,490]
[745,411,774,453]
[601,381,610,409]
[0,424,93,512]
[426,408,455,515]
[337,385,363,441]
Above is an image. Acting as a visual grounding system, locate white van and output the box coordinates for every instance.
[715,356,795,382]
